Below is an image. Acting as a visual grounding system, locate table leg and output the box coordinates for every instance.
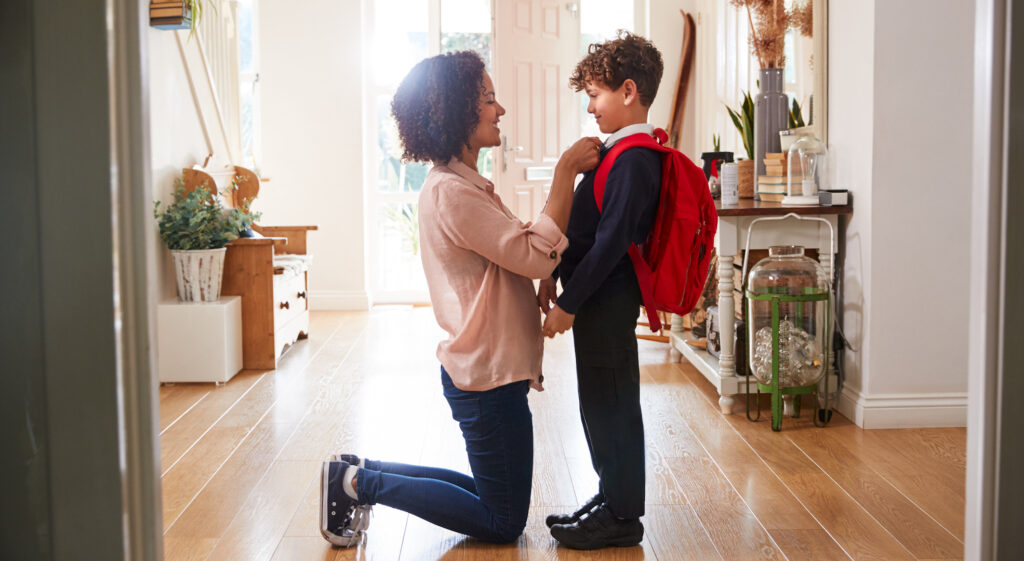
[718,254,737,414]
[821,251,837,407]
[669,314,683,362]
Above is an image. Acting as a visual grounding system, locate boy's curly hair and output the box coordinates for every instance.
[391,51,486,164]
[569,31,664,107]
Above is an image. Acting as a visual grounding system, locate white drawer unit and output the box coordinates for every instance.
[272,267,309,361]
[157,296,243,383]
[221,225,317,370]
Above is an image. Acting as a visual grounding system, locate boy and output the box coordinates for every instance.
[538,31,664,550]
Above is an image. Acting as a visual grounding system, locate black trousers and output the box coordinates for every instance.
[571,281,645,519]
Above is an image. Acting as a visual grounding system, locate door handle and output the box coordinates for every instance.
[501,135,524,171]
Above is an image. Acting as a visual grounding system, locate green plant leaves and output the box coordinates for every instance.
[788,97,805,129]
[153,179,260,250]
[724,90,755,160]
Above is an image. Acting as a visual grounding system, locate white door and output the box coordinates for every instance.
[493,0,581,221]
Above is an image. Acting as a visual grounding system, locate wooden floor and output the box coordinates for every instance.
[159,309,966,561]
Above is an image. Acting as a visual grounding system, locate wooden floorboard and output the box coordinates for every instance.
[160,309,966,560]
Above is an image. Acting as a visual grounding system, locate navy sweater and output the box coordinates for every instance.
[555,146,662,314]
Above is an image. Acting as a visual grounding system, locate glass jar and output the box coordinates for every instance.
[746,245,829,388]
[783,133,828,205]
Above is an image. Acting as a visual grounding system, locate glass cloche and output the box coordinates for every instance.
[783,133,828,205]
[746,246,830,389]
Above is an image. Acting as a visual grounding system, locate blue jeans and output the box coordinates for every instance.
[355,367,533,543]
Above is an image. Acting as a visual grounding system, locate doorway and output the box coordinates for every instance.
[363,0,634,304]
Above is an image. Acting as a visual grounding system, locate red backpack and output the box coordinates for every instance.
[594,128,718,333]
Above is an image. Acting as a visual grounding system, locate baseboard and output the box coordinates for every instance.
[309,290,369,310]
[838,387,968,429]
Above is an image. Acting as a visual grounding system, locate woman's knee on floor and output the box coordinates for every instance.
[491,519,526,544]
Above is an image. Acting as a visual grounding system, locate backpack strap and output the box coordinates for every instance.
[592,128,670,332]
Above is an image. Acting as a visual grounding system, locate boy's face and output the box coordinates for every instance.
[467,72,506,151]
[584,80,630,134]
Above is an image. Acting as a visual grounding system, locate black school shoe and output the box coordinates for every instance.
[545,493,604,527]
[320,459,371,547]
[550,505,644,549]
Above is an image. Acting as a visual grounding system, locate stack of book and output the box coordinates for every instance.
[758,153,788,203]
[150,1,192,30]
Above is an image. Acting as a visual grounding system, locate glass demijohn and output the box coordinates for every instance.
[746,246,829,389]
[783,133,828,205]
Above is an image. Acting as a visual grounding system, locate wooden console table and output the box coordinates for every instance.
[669,199,852,414]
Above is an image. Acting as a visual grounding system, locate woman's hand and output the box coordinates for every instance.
[537,277,557,315]
[542,305,575,338]
[556,137,602,176]
[544,137,601,231]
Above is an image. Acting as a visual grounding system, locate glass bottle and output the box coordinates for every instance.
[746,245,829,388]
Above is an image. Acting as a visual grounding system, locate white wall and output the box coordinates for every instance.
[832,0,972,427]
[828,0,874,423]
[645,0,701,159]
[258,0,367,310]
[148,29,214,301]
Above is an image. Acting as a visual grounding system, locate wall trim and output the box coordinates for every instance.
[310,290,369,310]
[839,387,968,429]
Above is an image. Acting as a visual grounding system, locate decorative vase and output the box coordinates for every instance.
[736,159,755,199]
[172,248,227,302]
[754,68,789,201]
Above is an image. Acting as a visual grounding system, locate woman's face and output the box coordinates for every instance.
[467,72,506,151]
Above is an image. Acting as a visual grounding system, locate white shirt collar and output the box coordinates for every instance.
[603,123,656,149]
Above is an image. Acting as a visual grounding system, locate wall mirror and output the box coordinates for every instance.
[755,0,828,143]
[695,0,828,157]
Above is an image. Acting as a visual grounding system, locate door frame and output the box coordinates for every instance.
[966,0,1020,558]
[1,0,163,559]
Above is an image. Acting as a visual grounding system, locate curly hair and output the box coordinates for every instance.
[391,51,487,164]
[569,31,664,107]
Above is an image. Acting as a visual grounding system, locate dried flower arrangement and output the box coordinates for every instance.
[729,0,813,69]
[790,1,813,38]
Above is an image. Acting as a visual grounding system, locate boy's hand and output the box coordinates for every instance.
[556,137,602,175]
[542,305,575,338]
[537,277,557,314]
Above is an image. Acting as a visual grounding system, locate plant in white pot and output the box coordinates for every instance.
[154,178,260,302]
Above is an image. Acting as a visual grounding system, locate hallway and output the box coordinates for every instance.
[158,308,965,560]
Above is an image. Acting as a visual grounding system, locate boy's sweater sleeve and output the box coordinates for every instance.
[556,150,660,314]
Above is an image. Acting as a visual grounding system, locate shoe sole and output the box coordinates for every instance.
[550,522,644,550]
[320,461,361,547]
[554,536,643,550]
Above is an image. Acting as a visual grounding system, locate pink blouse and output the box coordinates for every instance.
[418,158,569,391]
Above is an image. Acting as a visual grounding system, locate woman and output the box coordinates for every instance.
[319,50,600,546]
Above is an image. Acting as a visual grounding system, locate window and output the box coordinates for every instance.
[237,0,260,169]
[365,0,492,304]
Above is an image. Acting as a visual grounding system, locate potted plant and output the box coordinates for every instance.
[726,90,755,198]
[154,176,260,302]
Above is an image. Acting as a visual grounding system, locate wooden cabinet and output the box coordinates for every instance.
[221,225,317,370]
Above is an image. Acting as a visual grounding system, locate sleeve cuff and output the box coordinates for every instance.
[556,291,581,315]
[528,214,569,258]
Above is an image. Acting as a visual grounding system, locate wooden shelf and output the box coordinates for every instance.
[669,329,741,398]
[716,199,852,217]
